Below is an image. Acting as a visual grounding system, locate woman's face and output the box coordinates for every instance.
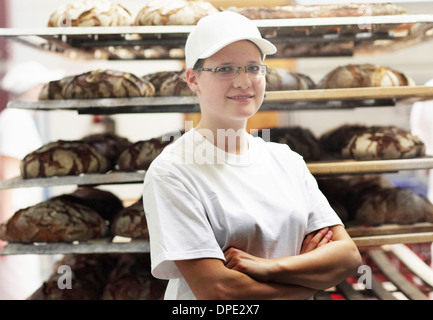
[187,40,266,128]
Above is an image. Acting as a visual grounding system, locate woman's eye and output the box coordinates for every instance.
[217,66,235,74]
[247,65,260,73]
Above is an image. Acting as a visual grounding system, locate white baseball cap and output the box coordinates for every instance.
[185,11,277,69]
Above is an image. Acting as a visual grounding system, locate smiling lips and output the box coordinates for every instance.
[227,94,254,102]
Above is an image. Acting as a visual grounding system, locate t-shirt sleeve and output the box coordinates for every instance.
[142,162,224,280]
[298,155,343,234]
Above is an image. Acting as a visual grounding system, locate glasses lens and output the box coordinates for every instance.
[246,65,265,77]
[215,66,237,78]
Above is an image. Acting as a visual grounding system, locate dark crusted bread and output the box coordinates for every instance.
[111,198,148,239]
[20,140,111,179]
[39,69,155,100]
[116,138,170,171]
[0,196,108,243]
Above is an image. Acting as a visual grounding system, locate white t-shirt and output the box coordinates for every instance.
[143,128,342,300]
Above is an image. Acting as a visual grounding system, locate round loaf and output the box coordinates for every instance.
[111,198,148,239]
[82,133,132,168]
[48,0,133,27]
[355,188,433,225]
[143,71,173,96]
[135,0,218,25]
[341,126,426,160]
[317,64,415,89]
[0,197,108,243]
[62,69,155,99]
[266,68,315,91]
[116,138,170,171]
[159,70,193,96]
[39,70,155,100]
[61,187,124,222]
[20,140,111,179]
[319,124,368,157]
[265,127,322,161]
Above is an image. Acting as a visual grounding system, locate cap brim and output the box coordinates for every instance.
[197,36,277,61]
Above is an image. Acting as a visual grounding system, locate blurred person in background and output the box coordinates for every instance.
[0,61,63,299]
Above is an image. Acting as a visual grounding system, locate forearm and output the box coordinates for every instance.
[269,239,361,290]
[268,226,361,290]
[175,259,316,300]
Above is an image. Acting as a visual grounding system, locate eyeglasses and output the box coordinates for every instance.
[199,65,268,79]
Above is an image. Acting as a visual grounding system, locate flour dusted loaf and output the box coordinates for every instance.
[319,124,368,158]
[116,138,171,171]
[135,0,218,25]
[111,198,148,239]
[48,0,133,27]
[354,187,433,225]
[342,126,425,160]
[0,196,108,243]
[228,3,407,20]
[317,64,415,89]
[266,68,315,91]
[20,140,110,179]
[319,175,433,225]
[82,133,132,168]
[39,69,155,100]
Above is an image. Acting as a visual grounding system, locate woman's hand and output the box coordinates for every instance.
[300,227,333,254]
[224,227,333,282]
[224,247,273,282]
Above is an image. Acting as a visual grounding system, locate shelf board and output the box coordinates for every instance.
[0,238,149,255]
[7,86,433,115]
[1,231,432,255]
[0,15,432,59]
[0,171,146,189]
[1,157,432,190]
[307,157,433,176]
[353,232,433,247]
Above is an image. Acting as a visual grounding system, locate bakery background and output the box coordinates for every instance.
[1,0,433,300]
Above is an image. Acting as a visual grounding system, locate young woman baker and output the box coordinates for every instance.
[143,11,362,300]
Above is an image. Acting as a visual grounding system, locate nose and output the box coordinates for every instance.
[232,68,252,89]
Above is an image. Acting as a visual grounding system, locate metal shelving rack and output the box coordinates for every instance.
[1,14,433,256]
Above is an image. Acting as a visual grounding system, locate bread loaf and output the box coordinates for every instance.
[39,70,155,100]
[143,71,173,96]
[60,187,124,222]
[342,126,426,160]
[159,70,193,96]
[48,0,133,27]
[319,124,368,158]
[111,198,148,239]
[82,133,132,168]
[135,0,218,25]
[317,64,415,89]
[266,68,315,91]
[0,196,108,243]
[263,127,322,161]
[355,187,433,225]
[116,138,170,171]
[20,140,111,179]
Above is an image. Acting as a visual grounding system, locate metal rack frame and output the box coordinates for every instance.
[1,15,433,59]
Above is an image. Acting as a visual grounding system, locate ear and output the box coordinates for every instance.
[185,68,199,93]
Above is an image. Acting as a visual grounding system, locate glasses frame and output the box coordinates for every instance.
[199,64,268,79]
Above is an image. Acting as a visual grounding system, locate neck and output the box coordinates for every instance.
[195,120,249,155]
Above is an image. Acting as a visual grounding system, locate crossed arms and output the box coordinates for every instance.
[174,225,362,300]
